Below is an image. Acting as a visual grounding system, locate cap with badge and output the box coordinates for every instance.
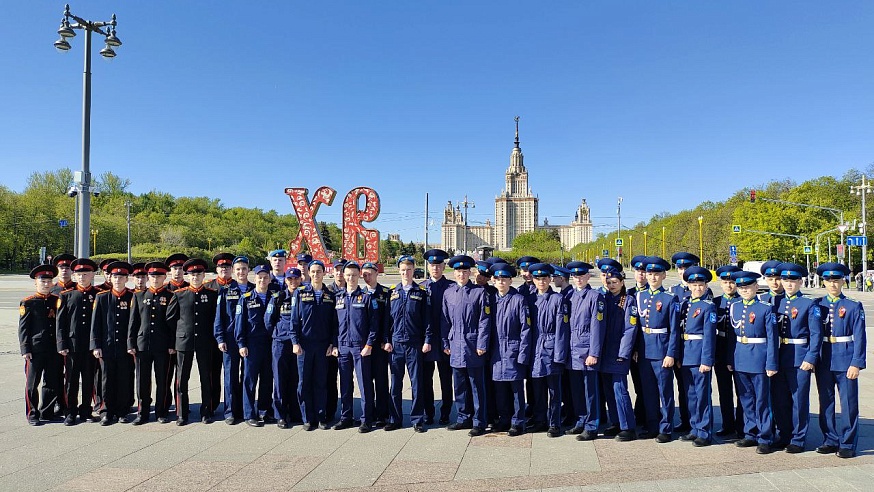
[671,252,700,268]
[106,261,133,276]
[30,264,59,279]
[131,263,147,277]
[252,264,271,276]
[165,253,188,269]
[760,260,782,278]
[233,255,249,265]
[731,270,761,286]
[343,261,361,271]
[486,256,507,265]
[683,266,712,283]
[715,265,741,280]
[423,249,449,264]
[642,256,671,272]
[213,253,235,267]
[630,255,647,271]
[516,256,540,270]
[145,261,168,275]
[489,263,516,278]
[566,261,594,275]
[397,255,416,267]
[448,255,476,269]
[596,258,622,273]
[816,262,850,280]
[267,249,288,259]
[475,261,492,277]
[99,258,119,272]
[362,262,378,271]
[285,266,302,278]
[71,258,98,273]
[332,259,348,270]
[777,262,807,279]
[309,259,325,270]
[52,253,76,268]
[183,258,208,273]
[527,262,554,277]
[296,253,313,265]
[551,264,570,278]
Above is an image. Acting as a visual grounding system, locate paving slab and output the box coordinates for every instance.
[455,444,531,480]
[128,460,247,491]
[530,434,600,475]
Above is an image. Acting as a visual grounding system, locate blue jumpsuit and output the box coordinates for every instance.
[290,285,338,425]
[599,290,637,432]
[771,293,822,448]
[442,281,491,428]
[366,283,391,424]
[729,299,778,445]
[529,290,570,428]
[234,290,275,421]
[713,292,742,435]
[678,297,716,441]
[489,287,532,428]
[634,287,680,435]
[335,287,378,425]
[265,287,302,423]
[422,276,455,423]
[815,294,866,453]
[214,280,252,421]
[567,285,605,432]
[385,282,432,427]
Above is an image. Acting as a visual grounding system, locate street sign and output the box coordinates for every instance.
[602,249,609,257]
[729,245,737,256]
[732,225,741,233]
[729,255,738,264]
[803,246,812,254]
[847,236,868,247]
[59,219,68,228]
[615,238,623,247]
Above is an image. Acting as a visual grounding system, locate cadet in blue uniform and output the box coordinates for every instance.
[526,263,570,437]
[57,259,100,425]
[596,259,622,295]
[729,270,779,454]
[599,265,637,441]
[291,260,338,430]
[677,266,716,446]
[515,256,539,299]
[634,256,679,442]
[325,259,349,424]
[475,261,499,428]
[362,262,391,427]
[265,266,303,428]
[421,249,455,426]
[20,265,61,425]
[213,256,252,424]
[91,261,135,425]
[267,249,288,291]
[814,262,866,458]
[234,265,277,427]
[770,262,823,453]
[758,260,785,308]
[331,262,378,432]
[488,263,531,436]
[443,255,492,436]
[713,265,743,438]
[296,252,313,285]
[564,261,604,441]
[626,255,649,427]
[384,255,433,431]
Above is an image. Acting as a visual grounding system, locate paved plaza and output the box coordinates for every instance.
[1,273,873,491]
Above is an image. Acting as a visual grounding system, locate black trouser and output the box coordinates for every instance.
[629,357,646,423]
[673,365,691,428]
[24,352,62,420]
[136,351,172,419]
[325,354,339,422]
[209,345,223,415]
[423,359,454,421]
[176,344,215,420]
[99,354,134,419]
[63,351,96,418]
[41,356,64,419]
[371,347,391,422]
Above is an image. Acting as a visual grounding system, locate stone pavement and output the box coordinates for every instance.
[1,273,873,491]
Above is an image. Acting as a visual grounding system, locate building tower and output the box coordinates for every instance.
[494,116,538,251]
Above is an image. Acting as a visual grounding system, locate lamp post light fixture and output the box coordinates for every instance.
[54,4,122,258]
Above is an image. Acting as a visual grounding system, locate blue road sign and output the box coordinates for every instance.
[803,246,812,254]
[59,219,68,228]
[847,236,868,247]
[732,225,741,233]
[729,245,737,256]
[602,249,609,257]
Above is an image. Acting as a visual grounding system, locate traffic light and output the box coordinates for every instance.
[750,189,756,203]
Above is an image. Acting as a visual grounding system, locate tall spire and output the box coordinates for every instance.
[514,115,520,149]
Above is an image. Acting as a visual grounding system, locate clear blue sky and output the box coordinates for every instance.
[5,1,874,243]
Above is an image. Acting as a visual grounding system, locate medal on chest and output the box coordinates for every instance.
[791,307,798,319]
[839,306,846,318]
[655,300,662,312]
[692,308,701,318]
[748,311,755,323]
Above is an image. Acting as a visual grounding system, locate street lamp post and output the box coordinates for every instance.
[850,176,873,276]
[697,216,704,266]
[643,231,647,255]
[661,226,666,258]
[53,4,122,258]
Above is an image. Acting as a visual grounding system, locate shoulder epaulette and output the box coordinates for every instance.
[60,287,75,295]
[96,290,111,296]
[22,294,38,301]
[389,284,396,290]
[663,291,676,297]
[243,291,252,298]
[297,286,306,290]
[702,299,714,305]
[203,286,217,292]
[271,291,280,298]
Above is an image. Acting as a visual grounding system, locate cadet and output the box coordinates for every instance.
[235,264,278,427]
[729,270,778,454]
[421,249,454,426]
[443,255,491,436]
[565,261,605,441]
[267,249,288,291]
[56,258,100,424]
[20,264,61,425]
[213,256,252,424]
[626,255,649,427]
[167,258,219,425]
[596,259,622,295]
[515,256,540,298]
[324,259,347,424]
[634,256,679,442]
[165,253,190,291]
[328,259,348,293]
[758,260,785,308]
[552,265,572,300]
[362,262,392,427]
[488,263,531,436]
[677,266,716,446]
[96,258,118,292]
[296,252,313,284]
[332,262,378,432]
[384,255,432,432]
[475,260,498,428]
[51,253,77,295]
[814,262,866,458]
[713,265,743,438]
[265,266,303,428]
[90,261,135,425]
[131,263,148,292]
[771,262,822,453]
[203,253,235,415]
[205,253,235,291]
[128,262,175,424]
[599,265,637,441]
[290,260,338,430]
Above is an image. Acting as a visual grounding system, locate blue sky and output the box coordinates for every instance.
[5,1,874,243]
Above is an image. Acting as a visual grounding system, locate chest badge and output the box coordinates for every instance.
[655,301,662,312]
[692,308,700,318]
[748,312,755,323]
[839,307,846,318]
[791,307,798,319]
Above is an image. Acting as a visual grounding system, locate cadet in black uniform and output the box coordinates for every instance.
[20,265,61,425]
[51,253,77,295]
[203,253,235,417]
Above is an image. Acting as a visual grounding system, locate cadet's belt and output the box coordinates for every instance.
[739,337,767,344]
[716,330,726,337]
[780,337,807,345]
[824,335,854,343]
[683,334,704,341]
[642,327,668,334]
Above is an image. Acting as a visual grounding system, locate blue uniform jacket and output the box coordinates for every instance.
[265,287,295,342]
[489,287,532,381]
[758,291,785,311]
[441,281,491,369]
[234,290,275,349]
[214,280,253,347]
[669,283,714,302]
[336,286,378,348]
[423,276,453,362]
[529,290,570,377]
[567,285,605,371]
[775,293,823,368]
[713,293,741,364]
[729,299,778,373]
[600,290,637,375]
[367,283,390,346]
[385,282,431,346]
[679,298,716,367]
[289,285,339,347]
[817,294,867,371]
[634,287,680,361]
